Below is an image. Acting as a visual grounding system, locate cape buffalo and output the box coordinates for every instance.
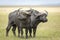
[6,8,31,38]
[27,9,48,37]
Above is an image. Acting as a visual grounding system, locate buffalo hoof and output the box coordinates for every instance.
[21,36,24,38]
[6,34,8,37]
[29,35,32,38]
[18,35,20,38]
[14,34,16,37]
[26,36,28,39]
[33,36,35,38]
[6,36,8,37]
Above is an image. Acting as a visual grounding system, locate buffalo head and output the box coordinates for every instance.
[36,10,48,23]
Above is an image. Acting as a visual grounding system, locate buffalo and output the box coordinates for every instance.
[6,8,31,38]
[25,9,48,37]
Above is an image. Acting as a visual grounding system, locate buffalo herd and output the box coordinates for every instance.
[6,8,48,38]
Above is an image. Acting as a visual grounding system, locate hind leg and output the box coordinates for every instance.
[6,23,11,37]
[12,25,16,36]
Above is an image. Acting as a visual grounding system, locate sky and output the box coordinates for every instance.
[0,0,60,6]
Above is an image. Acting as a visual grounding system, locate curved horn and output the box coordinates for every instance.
[18,8,22,15]
[18,8,22,11]
[44,10,48,15]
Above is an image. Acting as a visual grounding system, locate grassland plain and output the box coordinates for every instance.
[0,7,60,40]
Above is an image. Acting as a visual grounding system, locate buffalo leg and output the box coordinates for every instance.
[18,26,21,37]
[6,24,11,37]
[33,27,37,37]
[12,25,16,36]
[29,27,32,37]
[21,28,24,38]
[25,28,28,38]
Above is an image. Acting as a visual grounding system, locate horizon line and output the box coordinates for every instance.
[0,5,60,7]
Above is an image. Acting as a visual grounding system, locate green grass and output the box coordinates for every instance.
[0,12,60,40]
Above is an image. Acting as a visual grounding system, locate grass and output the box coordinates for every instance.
[0,11,60,40]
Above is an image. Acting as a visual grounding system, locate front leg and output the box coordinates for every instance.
[33,27,37,37]
[25,28,28,38]
[29,27,32,37]
[21,28,24,38]
[18,26,21,37]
